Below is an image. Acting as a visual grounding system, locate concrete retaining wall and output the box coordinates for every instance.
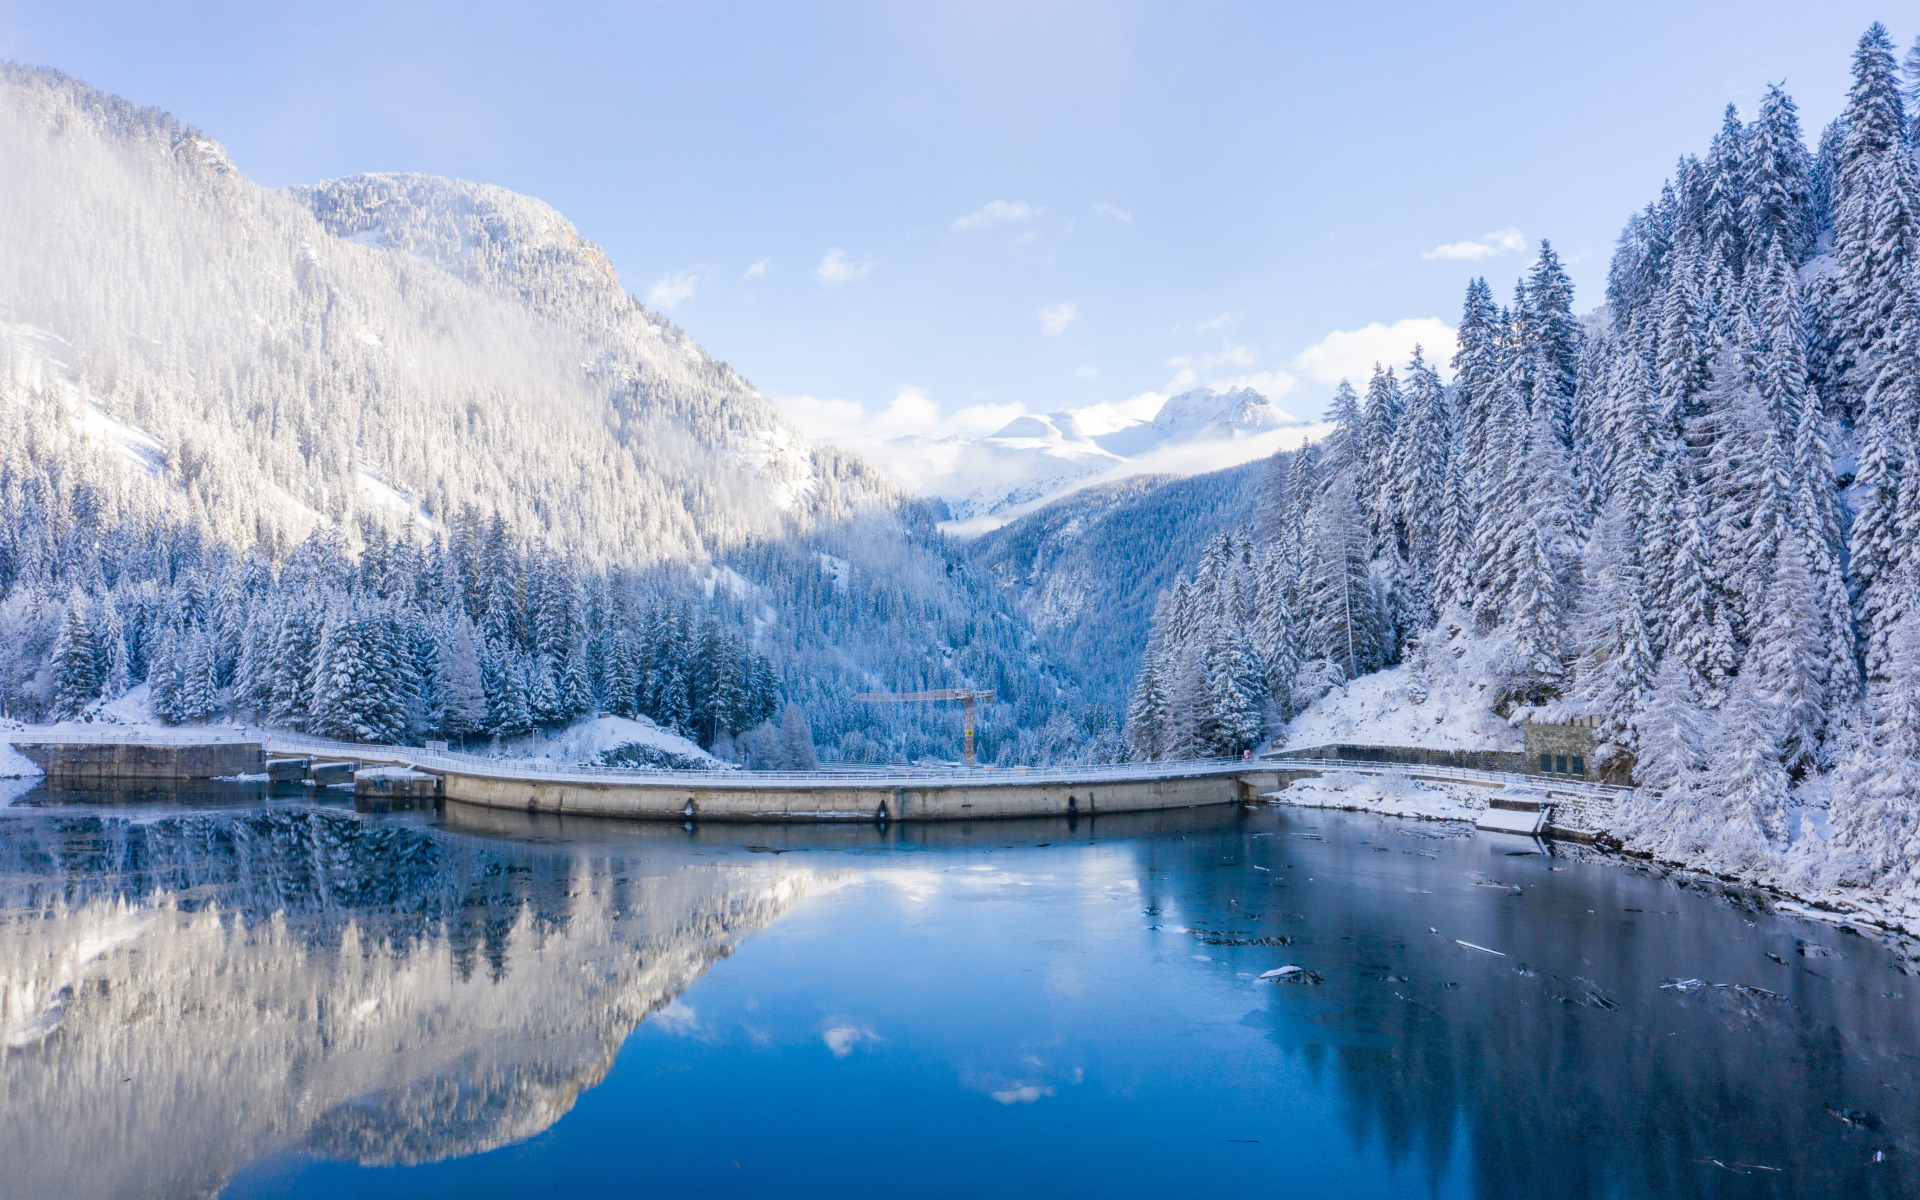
[15,742,264,786]
[1275,744,1528,774]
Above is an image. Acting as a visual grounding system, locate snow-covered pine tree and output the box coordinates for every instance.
[1318,380,1366,483]
[97,594,129,703]
[48,597,100,720]
[1830,22,1919,424]
[1741,84,1818,271]
[1574,496,1656,750]
[1301,478,1384,679]
[1631,653,1710,796]
[147,626,186,725]
[1747,532,1831,769]
[180,625,218,722]
[434,614,489,744]
[780,704,818,770]
[1828,573,1920,888]
[1706,670,1792,857]
[1124,641,1172,761]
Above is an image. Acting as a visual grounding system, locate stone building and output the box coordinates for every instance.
[1510,702,1632,784]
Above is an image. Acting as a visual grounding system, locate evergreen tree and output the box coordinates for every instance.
[48,598,100,720]
[1747,534,1831,768]
[434,614,489,744]
[780,704,818,770]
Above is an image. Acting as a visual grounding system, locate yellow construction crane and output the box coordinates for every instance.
[853,688,996,767]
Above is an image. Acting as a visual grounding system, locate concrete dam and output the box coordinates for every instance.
[6,730,1625,829]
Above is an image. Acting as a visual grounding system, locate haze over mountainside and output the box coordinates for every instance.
[872,385,1321,529]
[0,64,1099,764]
[964,458,1267,704]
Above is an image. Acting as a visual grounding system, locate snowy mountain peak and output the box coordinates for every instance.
[870,385,1325,530]
[1150,386,1295,435]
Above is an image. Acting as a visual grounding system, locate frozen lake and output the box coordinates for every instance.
[1,783,1914,1198]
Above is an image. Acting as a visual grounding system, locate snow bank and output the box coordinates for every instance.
[1283,623,1523,753]
[0,743,41,779]
[0,742,45,807]
[1269,770,1485,823]
[40,684,160,730]
[510,715,722,771]
[355,765,435,782]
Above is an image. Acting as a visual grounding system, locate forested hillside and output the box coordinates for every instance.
[0,64,1093,763]
[1127,24,1920,898]
[966,461,1264,704]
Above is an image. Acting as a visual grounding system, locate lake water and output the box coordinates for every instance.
[1,783,1916,1199]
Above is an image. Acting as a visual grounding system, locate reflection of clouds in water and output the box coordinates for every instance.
[822,1025,879,1057]
[652,999,699,1034]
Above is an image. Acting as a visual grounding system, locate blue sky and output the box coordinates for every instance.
[0,1,1902,439]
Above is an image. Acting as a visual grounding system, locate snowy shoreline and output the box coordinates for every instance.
[1266,768,1920,943]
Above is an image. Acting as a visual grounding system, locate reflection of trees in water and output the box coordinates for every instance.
[0,808,817,1200]
[1146,820,1919,1199]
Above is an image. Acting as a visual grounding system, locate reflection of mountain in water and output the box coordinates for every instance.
[0,807,818,1199]
[1138,819,1919,1199]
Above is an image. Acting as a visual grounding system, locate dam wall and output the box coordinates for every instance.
[14,741,264,787]
[437,766,1293,822]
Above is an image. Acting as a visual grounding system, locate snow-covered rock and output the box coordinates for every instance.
[1283,624,1524,754]
[512,715,723,771]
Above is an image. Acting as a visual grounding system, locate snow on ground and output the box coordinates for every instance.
[0,743,43,779]
[355,764,434,781]
[507,715,721,769]
[1269,769,1486,824]
[1282,622,1524,753]
[0,742,46,807]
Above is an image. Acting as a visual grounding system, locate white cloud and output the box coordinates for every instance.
[1200,344,1255,370]
[868,385,943,438]
[742,258,770,279]
[952,401,1027,436]
[646,270,698,309]
[651,999,699,1033]
[1291,318,1458,386]
[771,385,1029,443]
[1421,227,1527,262]
[1075,364,1099,379]
[990,1084,1054,1105]
[1196,312,1237,332]
[1208,368,1297,399]
[1094,203,1132,223]
[815,248,872,286]
[775,394,870,439]
[953,200,1042,232]
[823,1026,880,1058]
[1038,302,1077,335]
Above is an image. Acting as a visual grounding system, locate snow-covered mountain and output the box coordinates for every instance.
[0,63,1107,765]
[872,386,1324,528]
[0,65,893,565]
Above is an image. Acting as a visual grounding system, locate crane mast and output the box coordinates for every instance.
[852,688,996,767]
